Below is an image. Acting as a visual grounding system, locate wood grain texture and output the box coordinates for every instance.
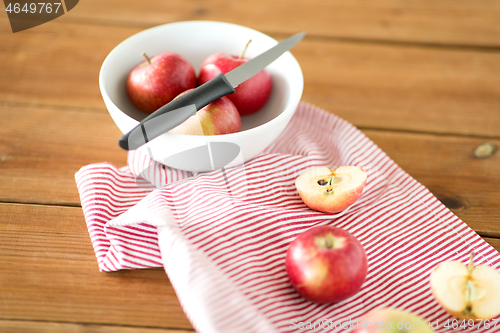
[0,20,136,110]
[0,203,193,330]
[0,105,126,206]
[485,237,500,251]
[0,319,194,333]
[58,0,500,47]
[364,129,500,238]
[0,105,499,236]
[1,21,499,137]
[298,40,500,138]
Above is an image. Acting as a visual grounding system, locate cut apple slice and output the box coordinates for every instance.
[430,253,500,319]
[295,166,367,213]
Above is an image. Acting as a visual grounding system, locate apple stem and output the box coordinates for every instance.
[468,251,475,274]
[239,40,252,60]
[141,52,151,65]
[465,251,475,314]
[325,238,333,249]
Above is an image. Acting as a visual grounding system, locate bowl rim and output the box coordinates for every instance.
[98,20,304,139]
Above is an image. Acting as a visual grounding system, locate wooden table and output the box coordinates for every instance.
[1,1,499,331]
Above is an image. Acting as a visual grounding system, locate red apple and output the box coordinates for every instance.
[285,225,367,303]
[127,52,197,114]
[198,43,272,116]
[169,89,241,136]
[352,308,435,333]
[295,166,367,213]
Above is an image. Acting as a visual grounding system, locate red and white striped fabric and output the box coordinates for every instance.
[76,102,500,333]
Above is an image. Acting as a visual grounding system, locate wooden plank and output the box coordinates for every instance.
[58,0,500,48]
[0,319,194,333]
[298,40,500,138]
[363,129,500,238]
[1,22,499,137]
[0,203,193,330]
[0,105,126,206]
[485,237,500,252]
[1,105,499,236]
[0,21,136,111]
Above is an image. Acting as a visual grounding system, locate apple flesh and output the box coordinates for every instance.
[295,166,367,213]
[198,52,272,116]
[169,90,241,136]
[430,255,500,320]
[127,52,197,114]
[285,225,367,303]
[352,308,435,333]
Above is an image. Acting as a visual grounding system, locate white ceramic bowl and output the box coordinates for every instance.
[99,21,303,172]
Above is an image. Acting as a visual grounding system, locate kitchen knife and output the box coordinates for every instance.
[118,31,306,150]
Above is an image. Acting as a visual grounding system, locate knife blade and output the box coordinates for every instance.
[118,32,306,150]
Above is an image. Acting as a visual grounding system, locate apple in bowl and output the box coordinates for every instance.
[295,166,367,213]
[198,41,272,116]
[169,90,241,136]
[285,225,368,303]
[126,52,197,114]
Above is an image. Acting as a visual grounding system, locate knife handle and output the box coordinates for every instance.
[119,73,235,150]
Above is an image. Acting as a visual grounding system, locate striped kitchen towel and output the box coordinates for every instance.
[75,102,500,333]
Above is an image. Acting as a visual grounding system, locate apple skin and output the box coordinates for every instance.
[198,53,272,116]
[285,225,367,303]
[295,166,367,214]
[169,89,241,136]
[352,308,435,333]
[127,52,197,114]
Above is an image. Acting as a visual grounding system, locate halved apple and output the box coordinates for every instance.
[430,253,500,319]
[295,166,367,213]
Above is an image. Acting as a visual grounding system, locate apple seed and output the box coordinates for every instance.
[317,179,327,186]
